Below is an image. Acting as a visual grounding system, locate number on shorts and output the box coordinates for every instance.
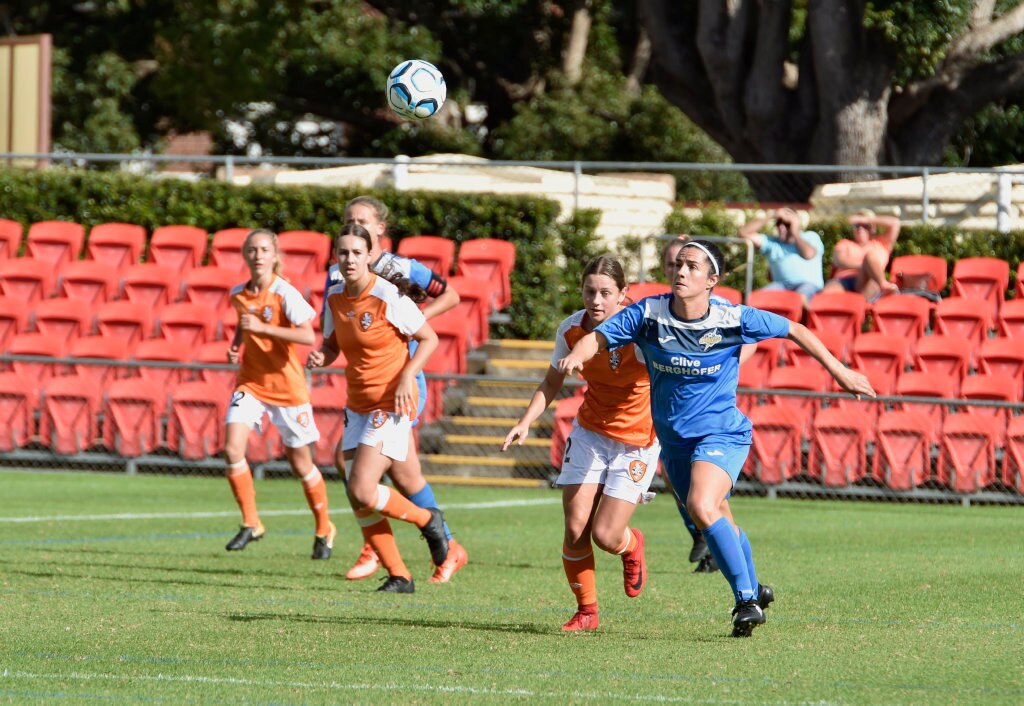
[230,391,244,408]
[562,437,573,465]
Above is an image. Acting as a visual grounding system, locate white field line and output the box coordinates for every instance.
[0,498,559,524]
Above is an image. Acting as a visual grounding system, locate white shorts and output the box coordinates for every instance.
[555,420,661,504]
[225,390,320,448]
[340,408,412,462]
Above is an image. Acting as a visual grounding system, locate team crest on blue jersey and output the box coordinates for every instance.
[698,328,722,351]
[360,312,373,331]
[262,306,273,322]
[608,349,621,370]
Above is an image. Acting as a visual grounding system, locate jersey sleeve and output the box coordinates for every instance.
[740,305,790,342]
[281,283,316,326]
[758,236,782,260]
[322,285,342,339]
[384,294,428,335]
[408,257,448,298]
[549,316,574,366]
[595,301,645,349]
[321,264,341,317]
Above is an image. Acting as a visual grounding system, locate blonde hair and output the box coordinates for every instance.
[243,228,283,276]
[345,195,389,225]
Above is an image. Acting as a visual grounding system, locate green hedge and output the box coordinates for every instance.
[0,167,601,339]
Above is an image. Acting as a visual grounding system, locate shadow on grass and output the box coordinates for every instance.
[227,610,555,636]
[0,564,327,593]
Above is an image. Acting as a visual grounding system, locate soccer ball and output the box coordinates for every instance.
[386,60,446,120]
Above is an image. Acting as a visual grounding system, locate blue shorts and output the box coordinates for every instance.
[661,431,752,495]
[413,371,427,429]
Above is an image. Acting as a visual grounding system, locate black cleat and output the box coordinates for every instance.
[226,524,265,551]
[376,575,415,593]
[688,533,709,563]
[311,522,337,561]
[730,598,766,637]
[694,552,719,573]
[756,583,775,611]
[419,507,449,566]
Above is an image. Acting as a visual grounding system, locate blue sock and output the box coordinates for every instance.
[407,483,452,540]
[737,528,759,600]
[703,517,755,602]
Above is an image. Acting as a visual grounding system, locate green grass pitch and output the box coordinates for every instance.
[0,470,1021,704]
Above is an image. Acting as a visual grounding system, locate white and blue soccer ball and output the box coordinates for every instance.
[386,59,446,120]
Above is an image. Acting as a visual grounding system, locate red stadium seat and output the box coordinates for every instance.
[745,337,784,380]
[890,254,948,295]
[745,403,804,484]
[0,372,39,450]
[0,296,30,351]
[894,371,955,442]
[56,261,121,305]
[831,366,890,431]
[784,328,847,368]
[95,301,154,352]
[32,298,94,346]
[872,410,934,490]
[182,266,240,313]
[68,336,128,386]
[147,225,208,273]
[951,256,1010,323]
[209,228,251,274]
[289,271,327,319]
[0,219,24,259]
[278,230,331,277]
[120,263,181,309]
[936,414,998,493]
[1017,261,1024,299]
[1002,416,1024,494]
[85,222,146,270]
[456,238,515,311]
[379,235,393,253]
[997,299,1024,339]
[167,381,226,459]
[39,375,102,455]
[6,333,65,381]
[870,294,932,356]
[195,341,238,392]
[427,309,469,375]
[850,333,907,394]
[933,298,991,366]
[398,235,456,277]
[219,307,238,343]
[550,395,584,469]
[807,291,868,349]
[715,286,742,305]
[132,339,194,401]
[960,373,1018,444]
[978,338,1024,389]
[808,406,873,487]
[102,379,166,457]
[748,289,804,322]
[736,364,765,415]
[914,335,972,394]
[310,385,346,468]
[627,281,671,302]
[246,422,284,465]
[767,366,829,435]
[157,302,220,346]
[26,221,85,267]
[447,275,491,348]
[0,257,56,304]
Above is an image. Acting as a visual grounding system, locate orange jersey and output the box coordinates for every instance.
[552,309,655,447]
[230,275,316,406]
[324,273,426,416]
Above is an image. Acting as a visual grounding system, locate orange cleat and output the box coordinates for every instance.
[344,542,381,580]
[562,606,600,632]
[428,539,468,583]
[622,528,646,598]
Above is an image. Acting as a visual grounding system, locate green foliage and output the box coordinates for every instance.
[551,209,605,319]
[51,50,142,155]
[862,1,973,84]
[946,102,1024,166]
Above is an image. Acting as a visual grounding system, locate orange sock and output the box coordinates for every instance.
[613,527,638,555]
[299,467,331,536]
[226,459,260,528]
[373,485,430,527]
[355,508,410,580]
[562,544,597,607]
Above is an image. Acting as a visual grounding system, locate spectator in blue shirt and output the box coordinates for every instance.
[738,208,824,305]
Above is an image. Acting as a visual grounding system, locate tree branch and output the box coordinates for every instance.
[625,26,651,97]
[971,0,997,28]
[951,2,1024,59]
[562,0,592,86]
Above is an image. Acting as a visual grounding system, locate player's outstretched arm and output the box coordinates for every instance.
[502,366,567,451]
[786,322,876,398]
[422,285,459,320]
[557,331,606,377]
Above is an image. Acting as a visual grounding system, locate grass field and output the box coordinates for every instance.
[0,470,1021,705]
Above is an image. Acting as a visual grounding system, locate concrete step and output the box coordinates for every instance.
[437,415,553,437]
[485,358,550,377]
[478,339,555,362]
[420,453,553,479]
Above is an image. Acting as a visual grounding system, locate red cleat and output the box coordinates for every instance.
[344,542,381,580]
[622,528,646,598]
[562,606,600,632]
[428,539,468,583]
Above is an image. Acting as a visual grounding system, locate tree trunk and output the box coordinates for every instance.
[563,1,592,86]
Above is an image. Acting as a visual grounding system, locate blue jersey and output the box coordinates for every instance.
[596,295,789,449]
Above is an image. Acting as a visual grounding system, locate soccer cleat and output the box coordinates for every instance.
[757,583,775,611]
[225,524,265,551]
[730,598,766,637]
[562,607,600,632]
[311,522,337,561]
[344,543,381,580]
[376,575,415,593]
[428,539,468,583]
[419,507,449,566]
[694,552,719,573]
[621,528,646,598]
[688,532,709,563]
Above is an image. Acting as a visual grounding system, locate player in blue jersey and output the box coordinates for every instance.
[559,239,875,637]
[324,196,468,583]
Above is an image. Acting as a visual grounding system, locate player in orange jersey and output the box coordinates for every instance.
[308,223,449,593]
[223,229,336,559]
[502,256,659,631]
